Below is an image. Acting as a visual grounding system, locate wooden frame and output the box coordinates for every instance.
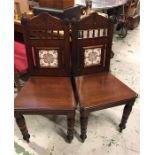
[71,12,114,76]
[21,12,71,76]
[14,13,76,143]
[39,0,74,9]
[71,13,138,142]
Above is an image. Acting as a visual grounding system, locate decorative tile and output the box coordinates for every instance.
[39,49,58,68]
[84,48,101,67]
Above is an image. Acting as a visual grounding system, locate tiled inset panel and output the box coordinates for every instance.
[84,48,101,67]
[39,49,58,68]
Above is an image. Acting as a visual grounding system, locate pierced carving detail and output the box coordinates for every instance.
[78,28,108,39]
[30,30,64,39]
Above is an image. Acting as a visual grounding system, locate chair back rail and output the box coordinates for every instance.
[71,12,114,75]
[21,13,70,76]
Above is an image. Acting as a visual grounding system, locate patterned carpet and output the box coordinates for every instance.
[14,26,139,155]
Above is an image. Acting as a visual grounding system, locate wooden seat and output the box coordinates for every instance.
[15,77,75,112]
[75,72,137,109]
[14,13,76,143]
[71,12,138,142]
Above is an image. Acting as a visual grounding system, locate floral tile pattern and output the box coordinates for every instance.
[39,49,58,68]
[84,48,101,67]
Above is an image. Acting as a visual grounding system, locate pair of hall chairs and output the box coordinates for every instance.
[14,12,137,143]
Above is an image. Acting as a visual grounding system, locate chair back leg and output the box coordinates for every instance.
[15,113,30,143]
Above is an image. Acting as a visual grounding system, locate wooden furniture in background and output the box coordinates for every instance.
[71,12,113,76]
[14,0,33,35]
[39,0,74,9]
[14,0,29,19]
[126,0,140,17]
[14,13,76,143]
[33,5,81,20]
[128,14,140,29]
[126,0,140,29]
[71,12,138,142]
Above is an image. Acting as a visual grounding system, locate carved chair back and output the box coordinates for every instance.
[21,13,70,76]
[71,12,114,76]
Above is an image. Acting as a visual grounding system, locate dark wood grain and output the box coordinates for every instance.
[15,13,76,143]
[15,77,76,113]
[21,12,71,76]
[39,0,74,9]
[75,72,137,111]
[71,12,114,76]
[71,13,138,142]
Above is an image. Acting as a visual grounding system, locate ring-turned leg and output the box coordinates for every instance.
[119,99,135,132]
[80,109,89,142]
[67,111,75,143]
[15,113,30,143]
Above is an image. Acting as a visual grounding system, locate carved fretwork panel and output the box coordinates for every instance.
[29,30,64,40]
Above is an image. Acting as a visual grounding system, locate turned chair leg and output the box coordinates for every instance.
[119,99,135,132]
[67,111,75,143]
[15,114,30,143]
[80,109,89,142]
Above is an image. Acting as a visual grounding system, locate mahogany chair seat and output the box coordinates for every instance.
[75,72,137,111]
[75,72,137,142]
[15,77,75,113]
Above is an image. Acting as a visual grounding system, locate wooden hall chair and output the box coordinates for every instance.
[71,12,138,142]
[14,13,76,143]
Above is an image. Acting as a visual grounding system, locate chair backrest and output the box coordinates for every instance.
[71,12,114,76]
[21,13,70,76]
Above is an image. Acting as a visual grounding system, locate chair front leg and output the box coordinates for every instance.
[119,99,135,132]
[80,109,89,142]
[67,111,75,143]
[15,113,30,143]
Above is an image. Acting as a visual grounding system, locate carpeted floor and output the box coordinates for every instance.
[14,26,140,155]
